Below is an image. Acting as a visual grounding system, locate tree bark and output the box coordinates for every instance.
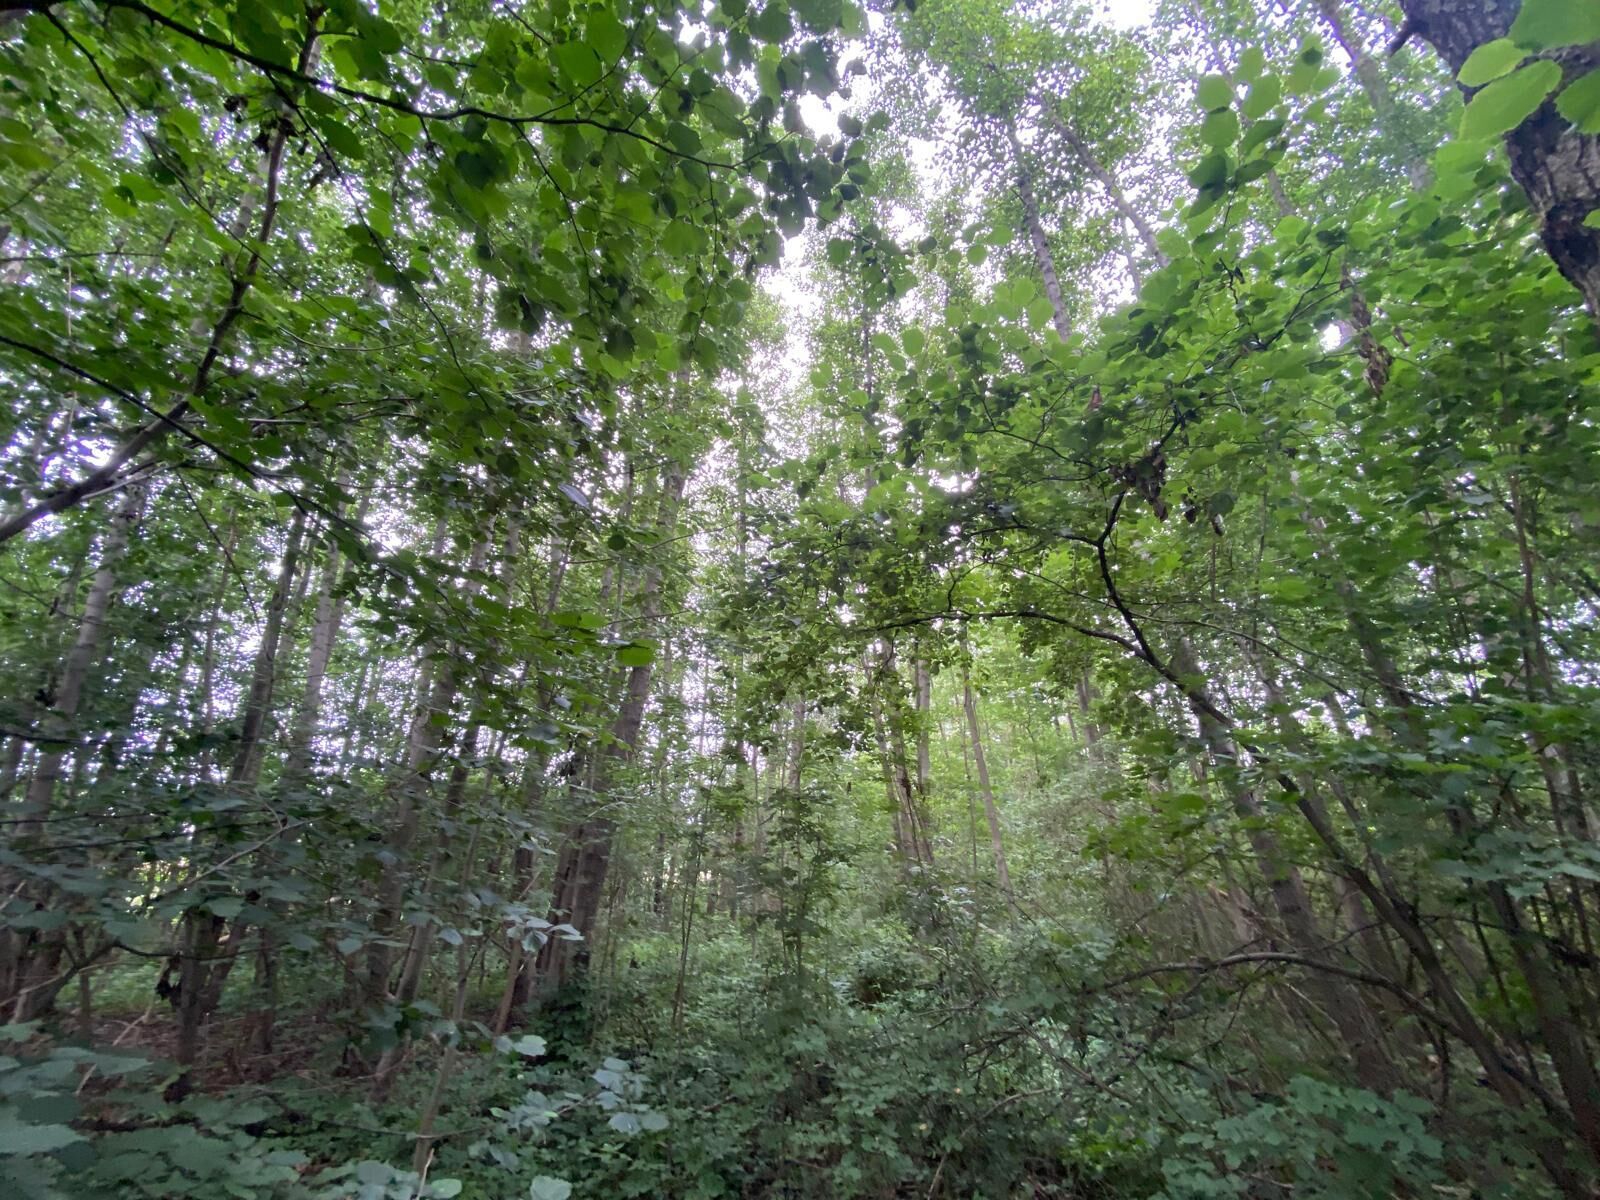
[1170,638,1399,1097]
[283,488,367,787]
[364,524,485,1006]
[533,462,687,1000]
[1313,0,1430,188]
[1396,0,1600,332]
[1009,124,1073,343]
[229,506,306,787]
[1036,104,1169,266]
[1,482,147,1019]
[961,663,1013,903]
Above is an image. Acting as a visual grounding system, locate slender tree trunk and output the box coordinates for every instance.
[961,662,1013,903]
[1170,638,1399,1096]
[1011,133,1073,344]
[533,463,687,1001]
[364,523,483,1007]
[283,488,367,787]
[229,506,306,787]
[1035,103,1169,265]
[1312,0,1430,188]
[1,482,148,1018]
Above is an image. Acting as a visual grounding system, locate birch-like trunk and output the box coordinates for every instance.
[961,664,1013,903]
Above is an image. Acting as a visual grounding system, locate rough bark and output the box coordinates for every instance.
[1396,0,1600,332]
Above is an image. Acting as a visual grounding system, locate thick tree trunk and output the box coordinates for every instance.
[1396,0,1600,332]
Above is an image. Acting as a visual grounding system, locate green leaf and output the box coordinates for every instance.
[530,1178,573,1200]
[1196,74,1232,111]
[553,40,604,87]
[1509,0,1600,50]
[1458,60,1563,140]
[609,1111,642,1134]
[355,1161,392,1185]
[0,1120,85,1156]
[453,145,505,189]
[667,122,703,156]
[1557,69,1600,133]
[1187,152,1230,190]
[510,1034,547,1057]
[617,643,656,667]
[1241,74,1281,119]
[748,3,793,43]
[1458,39,1525,87]
[205,896,244,919]
[1240,117,1285,155]
[586,11,629,61]
[431,1181,464,1199]
[901,327,925,356]
[1200,109,1240,148]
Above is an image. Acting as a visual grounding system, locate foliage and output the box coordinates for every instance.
[3,0,1600,1196]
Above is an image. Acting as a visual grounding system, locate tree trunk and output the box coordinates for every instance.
[365,524,485,1006]
[533,463,687,1001]
[1396,0,1600,332]
[284,488,367,787]
[1313,0,1430,188]
[229,506,306,787]
[1036,104,1169,265]
[1,482,148,1019]
[961,663,1013,903]
[1009,124,1073,343]
[1170,638,1399,1097]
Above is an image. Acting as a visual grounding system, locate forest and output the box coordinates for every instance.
[2,0,1600,1195]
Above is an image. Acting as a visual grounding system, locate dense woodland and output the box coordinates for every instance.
[3,0,1600,1195]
